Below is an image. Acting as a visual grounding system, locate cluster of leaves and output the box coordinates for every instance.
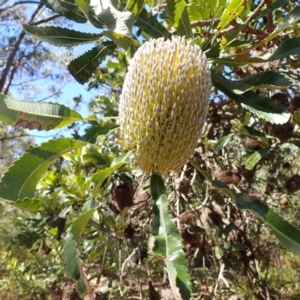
[2,0,300,299]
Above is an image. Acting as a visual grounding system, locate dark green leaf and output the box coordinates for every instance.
[64,234,82,280]
[71,207,98,243]
[128,0,145,16]
[151,174,191,300]
[0,138,86,201]
[81,123,119,143]
[256,0,289,19]
[166,0,192,38]
[254,6,300,48]
[74,0,107,28]
[135,9,171,39]
[41,0,87,23]
[212,72,290,124]
[269,37,300,61]
[91,0,135,45]
[92,162,127,196]
[192,162,300,254]
[0,94,82,131]
[213,133,234,153]
[12,199,41,213]
[23,25,102,47]
[235,194,300,254]
[68,41,116,84]
[214,71,292,95]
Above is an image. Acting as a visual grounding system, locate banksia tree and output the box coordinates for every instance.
[118,37,211,175]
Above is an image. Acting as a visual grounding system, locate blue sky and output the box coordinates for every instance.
[24,12,104,144]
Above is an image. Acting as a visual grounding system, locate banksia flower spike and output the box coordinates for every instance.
[118,37,211,175]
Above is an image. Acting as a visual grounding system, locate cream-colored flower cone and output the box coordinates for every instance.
[119,37,211,175]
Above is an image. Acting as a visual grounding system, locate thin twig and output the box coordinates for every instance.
[0,1,40,13]
[0,3,43,91]
[244,0,266,25]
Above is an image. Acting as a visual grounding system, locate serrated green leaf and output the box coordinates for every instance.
[91,0,135,38]
[214,71,292,95]
[23,25,102,47]
[213,133,234,153]
[71,207,98,243]
[151,174,191,300]
[135,9,171,39]
[41,0,87,23]
[215,0,249,38]
[166,0,192,38]
[212,72,290,124]
[103,31,135,49]
[0,94,82,131]
[81,123,119,143]
[269,37,300,61]
[0,138,86,201]
[187,3,202,22]
[68,41,115,84]
[235,194,300,254]
[91,162,127,196]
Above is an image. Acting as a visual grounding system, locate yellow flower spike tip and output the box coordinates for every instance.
[118,37,211,175]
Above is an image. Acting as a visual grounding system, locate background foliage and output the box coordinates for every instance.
[1,0,300,299]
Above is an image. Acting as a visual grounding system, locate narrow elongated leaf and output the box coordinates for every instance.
[71,207,98,243]
[135,9,171,39]
[212,73,290,124]
[64,234,82,280]
[192,163,300,254]
[269,37,300,61]
[0,94,82,131]
[103,31,135,49]
[191,0,226,19]
[245,149,267,170]
[68,41,115,84]
[252,6,300,50]
[23,25,102,47]
[91,0,135,41]
[216,36,300,66]
[215,0,249,38]
[166,0,192,38]
[235,194,300,254]
[256,0,289,19]
[151,174,191,300]
[214,71,291,95]
[128,0,145,16]
[41,0,87,23]
[81,123,119,143]
[213,133,234,153]
[64,234,90,295]
[0,138,87,201]
[12,199,41,213]
[92,162,127,196]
